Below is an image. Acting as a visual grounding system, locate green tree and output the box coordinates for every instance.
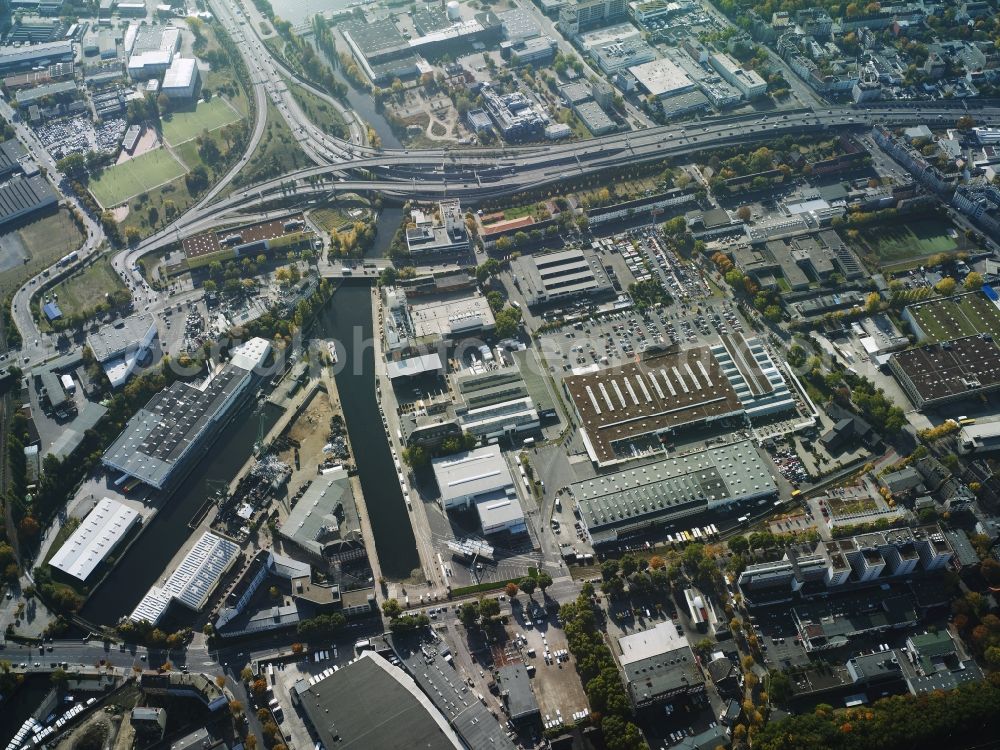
[935,276,957,295]
[519,577,537,597]
[536,571,553,595]
[382,598,403,619]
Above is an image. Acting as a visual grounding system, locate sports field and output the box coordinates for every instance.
[908,291,1000,342]
[162,98,242,146]
[863,218,961,263]
[89,148,187,207]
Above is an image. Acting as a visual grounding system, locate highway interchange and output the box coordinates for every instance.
[6,0,1000,363]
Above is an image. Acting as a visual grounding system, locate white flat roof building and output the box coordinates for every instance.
[162,56,199,99]
[127,50,173,79]
[432,444,514,509]
[129,531,241,624]
[628,58,695,98]
[48,498,140,582]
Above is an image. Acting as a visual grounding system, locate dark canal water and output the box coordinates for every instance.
[313,281,419,579]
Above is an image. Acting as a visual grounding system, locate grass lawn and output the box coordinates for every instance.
[0,209,84,302]
[90,148,188,207]
[310,204,368,233]
[162,97,243,146]
[46,257,126,318]
[909,291,1000,342]
[860,218,962,263]
[287,82,349,139]
[226,101,311,193]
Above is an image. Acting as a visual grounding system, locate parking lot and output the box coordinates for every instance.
[33,115,128,159]
[537,297,745,375]
[503,599,590,730]
[766,445,809,485]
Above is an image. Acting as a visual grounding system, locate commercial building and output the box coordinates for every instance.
[709,334,794,420]
[616,622,704,708]
[161,56,199,99]
[0,140,27,178]
[502,36,557,65]
[293,651,464,750]
[432,445,525,535]
[0,174,57,229]
[0,40,74,73]
[14,78,77,107]
[629,57,695,99]
[388,635,518,750]
[888,335,1000,409]
[496,663,540,723]
[575,100,616,135]
[563,347,744,466]
[958,421,1000,454]
[559,0,628,34]
[127,49,172,78]
[405,199,470,256]
[48,498,140,582]
[452,359,543,439]
[509,247,614,307]
[386,352,444,382]
[792,593,918,652]
[592,37,657,75]
[481,84,548,140]
[278,467,363,561]
[340,17,420,84]
[383,284,495,352]
[708,52,766,98]
[901,630,984,695]
[129,531,241,624]
[86,314,158,388]
[130,708,167,742]
[737,525,955,606]
[102,338,271,490]
[570,440,775,545]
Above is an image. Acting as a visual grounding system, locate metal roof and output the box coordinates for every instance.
[48,498,140,582]
[129,531,240,623]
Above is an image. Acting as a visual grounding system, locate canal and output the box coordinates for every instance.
[313,281,420,579]
[81,279,418,624]
[80,400,282,625]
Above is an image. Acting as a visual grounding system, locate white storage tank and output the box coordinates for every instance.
[447,1,461,20]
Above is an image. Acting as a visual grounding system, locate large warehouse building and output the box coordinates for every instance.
[293,652,464,750]
[617,622,704,708]
[569,440,776,545]
[48,498,140,582]
[564,346,743,466]
[0,174,57,230]
[565,337,793,466]
[888,335,1000,409]
[510,247,614,307]
[129,531,241,624]
[102,338,270,490]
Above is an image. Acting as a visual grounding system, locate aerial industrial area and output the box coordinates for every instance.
[2,0,1000,749]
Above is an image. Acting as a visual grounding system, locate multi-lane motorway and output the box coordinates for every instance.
[9,0,1000,363]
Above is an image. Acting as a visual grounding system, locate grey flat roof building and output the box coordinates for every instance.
[570,440,776,544]
[0,174,57,229]
[496,663,539,721]
[510,247,614,307]
[87,313,157,362]
[295,651,463,750]
[0,40,73,73]
[617,621,704,707]
[575,100,615,135]
[0,140,27,178]
[279,467,359,558]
